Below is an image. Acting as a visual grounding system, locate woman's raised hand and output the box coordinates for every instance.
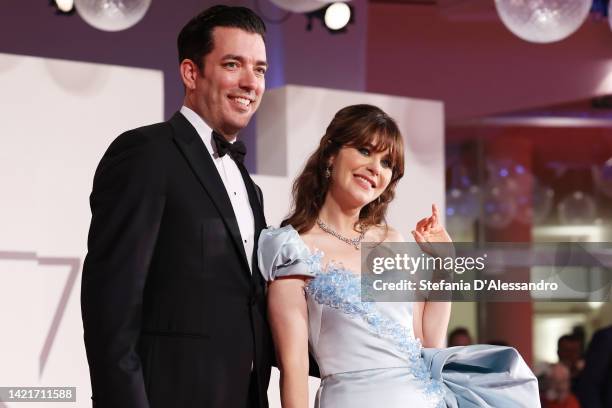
[412,204,452,256]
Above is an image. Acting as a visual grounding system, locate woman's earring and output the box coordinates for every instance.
[325,167,331,178]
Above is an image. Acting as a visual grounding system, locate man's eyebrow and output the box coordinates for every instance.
[222,54,268,68]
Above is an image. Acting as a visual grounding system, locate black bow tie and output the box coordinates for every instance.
[212,131,246,164]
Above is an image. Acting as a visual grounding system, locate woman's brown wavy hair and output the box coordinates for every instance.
[281,104,405,234]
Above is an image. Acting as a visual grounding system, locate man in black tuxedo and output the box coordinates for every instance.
[81,6,273,408]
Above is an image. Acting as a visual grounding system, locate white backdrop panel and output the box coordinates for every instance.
[254,85,445,408]
[0,52,163,407]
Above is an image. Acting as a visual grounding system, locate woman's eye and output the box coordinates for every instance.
[381,159,392,169]
[358,147,370,156]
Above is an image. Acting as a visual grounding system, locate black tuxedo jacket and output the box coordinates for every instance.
[577,326,612,408]
[81,112,273,408]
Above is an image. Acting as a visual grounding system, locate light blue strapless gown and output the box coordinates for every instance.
[258,226,541,408]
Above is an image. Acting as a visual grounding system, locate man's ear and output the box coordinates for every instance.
[179,59,199,91]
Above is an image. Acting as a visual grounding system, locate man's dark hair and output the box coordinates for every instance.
[177,5,266,71]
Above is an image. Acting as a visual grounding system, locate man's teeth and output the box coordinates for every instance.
[233,97,251,106]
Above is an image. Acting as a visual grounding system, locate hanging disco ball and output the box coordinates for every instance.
[494,0,591,43]
[558,191,597,225]
[75,0,151,32]
[269,0,336,13]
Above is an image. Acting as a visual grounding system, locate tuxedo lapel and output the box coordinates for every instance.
[235,162,267,280]
[168,112,251,274]
[236,161,265,232]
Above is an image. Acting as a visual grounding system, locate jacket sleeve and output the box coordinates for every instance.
[81,130,166,408]
[577,329,612,408]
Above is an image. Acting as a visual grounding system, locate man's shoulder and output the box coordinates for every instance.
[105,120,173,158]
[93,120,175,190]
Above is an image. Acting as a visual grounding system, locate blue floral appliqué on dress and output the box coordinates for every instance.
[303,250,445,406]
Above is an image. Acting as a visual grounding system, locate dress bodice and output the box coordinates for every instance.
[258,225,445,404]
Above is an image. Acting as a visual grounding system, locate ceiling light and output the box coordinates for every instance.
[55,0,74,12]
[324,2,351,31]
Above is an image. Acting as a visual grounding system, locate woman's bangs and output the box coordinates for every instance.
[371,129,403,170]
[344,123,404,172]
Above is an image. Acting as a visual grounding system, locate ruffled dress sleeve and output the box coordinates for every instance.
[257,225,318,281]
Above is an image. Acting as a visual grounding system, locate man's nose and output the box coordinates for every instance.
[240,67,258,91]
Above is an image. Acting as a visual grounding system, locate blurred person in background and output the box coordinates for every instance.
[447,326,473,347]
[558,334,585,393]
[542,363,581,408]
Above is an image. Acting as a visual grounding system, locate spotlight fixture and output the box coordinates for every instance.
[49,0,75,15]
[324,2,351,30]
[306,2,354,34]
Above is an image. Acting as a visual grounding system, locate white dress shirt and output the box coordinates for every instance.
[180,106,255,273]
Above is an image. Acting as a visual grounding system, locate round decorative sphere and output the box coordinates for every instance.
[558,191,597,225]
[495,0,591,43]
[75,0,151,32]
[269,0,332,13]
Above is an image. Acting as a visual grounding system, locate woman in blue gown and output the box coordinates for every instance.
[258,104,540,408]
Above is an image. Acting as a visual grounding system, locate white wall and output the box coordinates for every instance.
[0,52,163,407]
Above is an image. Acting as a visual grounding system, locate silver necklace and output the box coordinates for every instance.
[316,218,366,250]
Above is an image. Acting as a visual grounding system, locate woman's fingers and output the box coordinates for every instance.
[430,204,440,230]
[412,230,425,242]
[416,217,429,231]
[413,230,435,256]
[428,216,435,230]
[417,204,442,233]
